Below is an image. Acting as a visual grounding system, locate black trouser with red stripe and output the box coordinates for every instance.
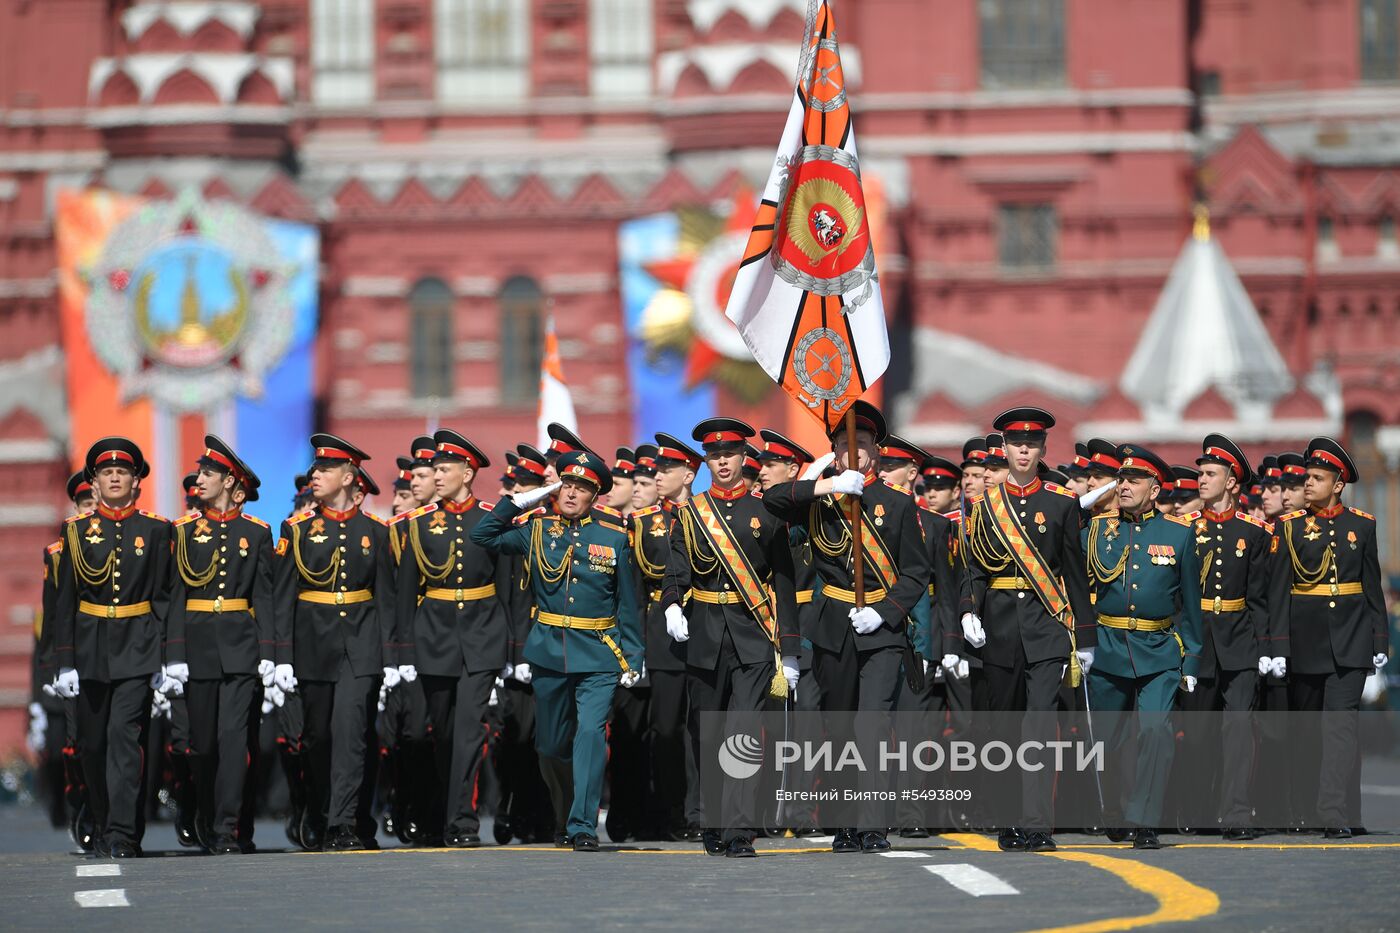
[423,669,496,836]
[186,673,261,839]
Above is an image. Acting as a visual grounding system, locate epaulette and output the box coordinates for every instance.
[1350,507,1375,521]
[594,504,622,519]
[597,520,628,535]
[944,509,963,523]
[66,510,93,524]
[140,509,169,523]
[392,503,437,525]
[1164,510,1200,526]
[1277,509,1308,523]
[242,514,270,529]
[477,500,494,510]
[287,508,317,525]
[633,504,663,518]
[1043,482,1077,498]
[46,540,63,555]
[750,489,764,499]
[173,513,197,527]
[1236,512,1269,531]
[968,494,985,506]
[886,481,911,494]
[366,511,388,526]
[513,506,548,526]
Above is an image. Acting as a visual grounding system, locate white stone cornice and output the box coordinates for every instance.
[89,53,294,105]
[657,43,861,96]
[0,503,61,526]
[122,2,261,42]
[0,439,63,464]
[686,0,806,33]
[864,131,1195,158]
[1073,419,1340,444]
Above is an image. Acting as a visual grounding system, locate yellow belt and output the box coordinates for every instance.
[297,589,373,606]
[821,584,887,604]
[690,589,745,605]
[928,584,936,597]
[186,598,251,614]
[78,600,152,619]
[989,576,1031,590]
[1292,582,1363,597]
[424,584,497,602]
[796,589,814,604]
[1097,613,1173,633]
[1201,597,1246,613]
[535,611,615,631]
[535,610,630,673]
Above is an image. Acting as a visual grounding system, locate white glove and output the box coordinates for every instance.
[261,686,276,716]
[41,679,58,698]
[513,481,562,510]
[620,670,641,688]
[398,664,417,683]
[382,666,402,690]
[850,605,882,636]
[1258,656,1272,676]
[960,613,986,648]
[489,687,499,707]
[1181,675,1198,693]
[1270,657,1287,679]
[513,662,533,685]
[55,667,80,699]
[377,683,389,713]
[801,452,836,481]
[258,659,276,686]
[782,655,800,693]
[955,659,969,680]
[500,663,514,680]
[26,703,46,754]
[151,667,182,697]
[941,653,960,673]
[665,604,689,642]
[1376,653,1390,670]
[1079,480,1118,511]
[1076,648,1096,677]
[274,663,297,694]
[151,690,172,718]
[165,662,189,685]
[832,469,866,496]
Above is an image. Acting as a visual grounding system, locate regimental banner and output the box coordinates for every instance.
[55,188,319,522]
[724,0,890,430]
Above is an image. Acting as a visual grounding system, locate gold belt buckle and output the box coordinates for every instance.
[1016,577,1027,589]
[335,591,345,606]
[1330,583,1339,596]
[720,591,732,604]
[1213,597,1222,614]
[107,605,117,619]
[1127,617,1139,631]
[455,588,464,601]
[214,597,224,613]
[562,615,573,629]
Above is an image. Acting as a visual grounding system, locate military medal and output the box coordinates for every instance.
[1034,511,1046,534]
[308,518,328,544]
[429,511,447,535]
[1348,530,1357,550]
[193,517,213,544]
[134,535,145,556]
[650,514,667,537]
[1304,517,1321,542]
[873,503,885,527]
[85,517,104,545]
[1235,537,1246,558]
[239,536,249,557]
[750,516,762,539]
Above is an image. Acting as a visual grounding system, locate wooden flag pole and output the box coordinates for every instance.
[845,407,865,608]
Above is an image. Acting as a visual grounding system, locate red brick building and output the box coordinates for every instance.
[1,0,1398,750]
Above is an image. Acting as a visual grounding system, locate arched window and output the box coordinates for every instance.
[409,277,454,399]
[499,276,543,405]
[311,0,375,104]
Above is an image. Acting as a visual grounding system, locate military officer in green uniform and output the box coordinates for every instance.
[1083,444,1203,849]
[471,449,641,851]
[1268,437,1388,839]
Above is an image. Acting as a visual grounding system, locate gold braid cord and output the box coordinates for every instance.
[810,499,852,560]
[176,524,220,588]
[528,519,574,588]
[1086,519,1128,585]
[408,520,456,584]
[966,501,1013,574]
[292,521,340,588]
[66,522,116,586]
[632,523,667,581]
[679,508,720,575]
[1284,521,1333,586]
[1198,548,1215,592]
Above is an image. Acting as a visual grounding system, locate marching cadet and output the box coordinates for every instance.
[1180,434,1276,840]
[1169,466,1204,515]
[661,418,799,857]
[764,401,931,854]
[51,437,176,858]
[391,458,416,515]
[542,423,591,484]
[271,474,313,849]
[960,409,1096,852]
[1084,444,1203,850]
[471,450,642,852]
[408,436,439,506]
[32,472,97,847]
[1258,456,1285,521]
[182,473,202,515]
[166,436,273,855]
[1278,452,1309,512]
[394,429,510,847]
[605,446,649,841]
[1251,452,1293,829]
[982,434,1010,488]
[754,429,824,838]
[272,434,399,852]
[1268,438,1388,839]
[921,455,973,696]
[1063,443,1092,498]
[491,443,555,844]
[740,444,762,492]
[960,438,989,501]
[1083,439,1122,519]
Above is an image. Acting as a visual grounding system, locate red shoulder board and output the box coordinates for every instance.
[885,480,911,494]
[243,514,270,529]
[46,540,63,555]
[633,504,662,518]
[275,538,288,556]
[597,520,628,535]
[140,510,169,523]
[1165,510,1200,526]
[173,514,197,527]
[1236,512,1269,530]
[594,504,622,518]
[943,509,963,523]
[1277,509,1308,523]
[66,510,94,524]
[1350,507,1376,521]
[750,489,764,499]
[392,502,437,525]
[366,511,388,526]
[477,500,494,510]
[287,509,317,525]
[968,494,985,506]
[1043,482,1077,498]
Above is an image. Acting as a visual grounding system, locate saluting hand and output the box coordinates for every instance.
[513,482,562,510]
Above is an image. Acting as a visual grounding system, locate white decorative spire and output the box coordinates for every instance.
[1120,206,1295,423]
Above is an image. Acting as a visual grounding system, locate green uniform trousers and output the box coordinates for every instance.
[1088,667,1179,828]
[533,668,617,838]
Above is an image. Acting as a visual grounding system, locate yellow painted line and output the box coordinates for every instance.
[1037,842,1400,851]
[944,834,1220,933]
